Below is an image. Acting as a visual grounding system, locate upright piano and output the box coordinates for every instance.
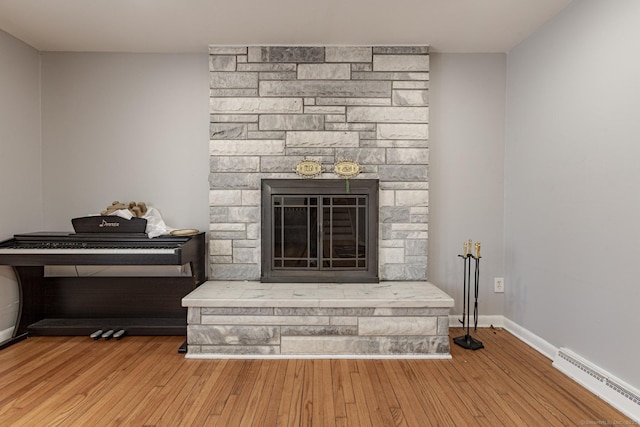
[0,229,206,347]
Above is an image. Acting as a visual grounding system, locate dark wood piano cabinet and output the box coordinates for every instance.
[0,232,206,348]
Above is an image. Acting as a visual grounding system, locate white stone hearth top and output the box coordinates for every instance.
[182,281,453,308]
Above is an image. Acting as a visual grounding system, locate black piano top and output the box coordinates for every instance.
[0,231,206,267]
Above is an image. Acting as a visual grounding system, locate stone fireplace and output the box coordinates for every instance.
[183,45,452,358]
[208,46,429,282]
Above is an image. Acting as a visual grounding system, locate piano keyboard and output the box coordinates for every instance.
[0,247,178,255]
[0,240,180,255]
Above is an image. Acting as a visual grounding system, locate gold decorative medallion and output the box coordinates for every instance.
[333,159,362,193]
[333,159,362,178]
[294,159,324,178]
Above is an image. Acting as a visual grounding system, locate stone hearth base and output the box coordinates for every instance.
[182,281,453,358]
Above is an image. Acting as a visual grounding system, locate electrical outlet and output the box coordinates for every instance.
[494,277,505,293]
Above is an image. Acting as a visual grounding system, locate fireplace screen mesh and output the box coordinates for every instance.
[273,195,368,270]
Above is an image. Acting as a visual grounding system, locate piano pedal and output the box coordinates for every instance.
[113,329,126,340]
[90,330,104,340]
[101,330,114,340]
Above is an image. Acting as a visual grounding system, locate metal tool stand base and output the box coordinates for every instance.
[453,334,484,350]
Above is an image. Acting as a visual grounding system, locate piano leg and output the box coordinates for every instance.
[13,266,45,338]
[0,267,43,350]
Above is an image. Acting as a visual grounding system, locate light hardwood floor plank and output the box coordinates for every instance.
[0,328,632,426]
[259,360,288,427]
[383,360,434,426]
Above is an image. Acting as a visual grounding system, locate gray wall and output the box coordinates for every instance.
[38,50,508,302]
[41,53,210,232]
[2,49,510,333]
[505,0,640,388]
[0,31,41,239]
[428,53,506,317]
[0,30,41,339]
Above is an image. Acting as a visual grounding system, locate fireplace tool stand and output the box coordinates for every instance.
[453,249,484,350]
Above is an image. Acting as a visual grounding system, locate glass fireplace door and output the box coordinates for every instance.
[321,196,367,269]
[273,196,319,269]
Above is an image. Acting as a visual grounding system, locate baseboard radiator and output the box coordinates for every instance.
[553,347,639,421]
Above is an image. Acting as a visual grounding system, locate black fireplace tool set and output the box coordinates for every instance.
[453,240,484,350]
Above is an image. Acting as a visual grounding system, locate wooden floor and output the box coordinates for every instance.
[0,328,630,426]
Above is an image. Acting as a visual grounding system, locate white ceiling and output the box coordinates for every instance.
[0,0,572,53]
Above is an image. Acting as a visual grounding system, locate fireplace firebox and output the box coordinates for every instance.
[261,179,378,282]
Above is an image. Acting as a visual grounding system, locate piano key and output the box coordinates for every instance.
[0,248,178,255]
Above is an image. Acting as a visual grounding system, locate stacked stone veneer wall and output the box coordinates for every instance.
[209,46,429,281]
[187,306,449,356]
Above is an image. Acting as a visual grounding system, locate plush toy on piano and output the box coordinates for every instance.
[100,201,148,218]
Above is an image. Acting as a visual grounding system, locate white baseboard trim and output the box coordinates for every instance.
[0,327,14,343]
[501,316,557,361]
[449,314,556,359]
[448,314,504,329]
[448,314,639,422]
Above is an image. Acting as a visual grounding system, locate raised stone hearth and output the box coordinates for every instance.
[182,281,453,358]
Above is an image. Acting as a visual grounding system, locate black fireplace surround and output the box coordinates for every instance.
[261,179,379,283]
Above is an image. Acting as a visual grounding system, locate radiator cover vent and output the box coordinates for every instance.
[606,378,640,406]
[557,350,607,382]
[554,347,639,421]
